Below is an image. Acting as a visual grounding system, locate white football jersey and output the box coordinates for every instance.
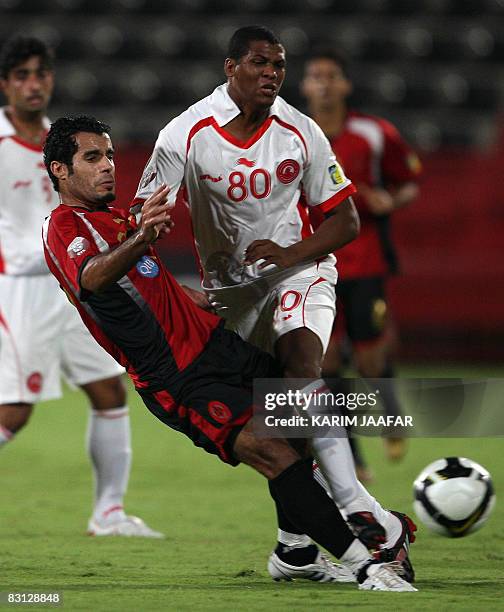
[0,108,56,275]
[135,84,355,290]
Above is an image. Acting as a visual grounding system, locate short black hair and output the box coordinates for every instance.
[305,46,350,78]
[227,25,281,61]
[44,115,111,192]
[0,36,54,80]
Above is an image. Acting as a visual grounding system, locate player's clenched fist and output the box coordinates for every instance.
[244,239,298,270]
[139,184,174,243]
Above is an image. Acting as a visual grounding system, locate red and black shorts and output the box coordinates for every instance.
[138,325,282,465]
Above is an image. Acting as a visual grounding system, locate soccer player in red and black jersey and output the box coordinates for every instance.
[41,115,416,592]
[302,48,422,473]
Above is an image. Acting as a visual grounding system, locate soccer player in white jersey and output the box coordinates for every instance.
[134,26,416,580]
[0,36,162,537]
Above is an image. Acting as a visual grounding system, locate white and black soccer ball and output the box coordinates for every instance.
[413,457,495,537]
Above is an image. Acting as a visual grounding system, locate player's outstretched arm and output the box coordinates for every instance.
[81,185,172,293]
[359,182,419,215]
[244,197,359,270]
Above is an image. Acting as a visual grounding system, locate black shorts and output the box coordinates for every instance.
[336,276,387,343]
[139,325,282,466]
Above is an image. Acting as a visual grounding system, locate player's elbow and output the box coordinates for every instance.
[80,261,107,294]
[348,204,360,241]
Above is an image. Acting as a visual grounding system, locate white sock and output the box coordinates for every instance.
[87,406,131,521]
[303,380,396,534]
[277,529,312,548]
[302,379,363,507]
[0,424,14,448]
[340,538,373,573]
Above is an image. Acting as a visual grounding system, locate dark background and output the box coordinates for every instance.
[2,0,504,362]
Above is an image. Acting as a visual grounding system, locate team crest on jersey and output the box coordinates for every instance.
[67,236,90,258]
[276,159,300,184]
[136,255,159,278]
[26,372,43,393]
[407,153,422,174]
[328,163,344,185]
[208,401,232,424]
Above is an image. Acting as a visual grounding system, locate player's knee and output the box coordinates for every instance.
[284,361,321,379]
[356,344,387,378]
[107,376,127,406]
[82,376,127,411]
[0,403,33,433]
[234,424,300,479]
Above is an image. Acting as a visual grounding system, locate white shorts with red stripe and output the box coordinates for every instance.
[0,274,124,404]
[207,261,337,355]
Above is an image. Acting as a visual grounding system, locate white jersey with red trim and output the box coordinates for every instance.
[0,108,56,275]
[135,84,355,290]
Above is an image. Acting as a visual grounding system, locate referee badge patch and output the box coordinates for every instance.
[136,255,159,278]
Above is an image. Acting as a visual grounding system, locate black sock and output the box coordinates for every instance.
[269,457,355,560]
[271,495,304,534]
[274,542,319,566]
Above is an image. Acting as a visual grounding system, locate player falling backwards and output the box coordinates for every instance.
[0,36,161,537]
[42,114,416,592]
[133,25,417,581]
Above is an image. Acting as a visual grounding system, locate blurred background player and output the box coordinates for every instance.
[301,47,422,480]
[134,26,417,581]
[0,36,162,538]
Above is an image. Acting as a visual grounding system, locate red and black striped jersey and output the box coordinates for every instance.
[42,203,221,390]
[311,111,422,279]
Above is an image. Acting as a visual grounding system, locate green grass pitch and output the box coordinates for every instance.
[1,368,503,611]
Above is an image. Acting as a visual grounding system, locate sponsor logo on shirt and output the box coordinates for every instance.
[236,157,256,167]
[199,174,223,183]
[136,255,159,278]
[276,159,300,184]
[13,180,32,189]
[67,236,90,258]
[328,163,344,185]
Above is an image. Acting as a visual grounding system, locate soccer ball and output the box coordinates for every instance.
[413,457,495,537]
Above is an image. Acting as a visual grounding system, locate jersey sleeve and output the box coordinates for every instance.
[302,119,357,214]
[132,119,187,209]
[379,118,422,184]
[42,210,100,301]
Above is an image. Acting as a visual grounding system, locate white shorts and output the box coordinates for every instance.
[207,264,336,355]
[0,274,125,405]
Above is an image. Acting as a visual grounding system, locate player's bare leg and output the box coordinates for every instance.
[0,403,33,448]
[233,421,416,591]
[81,376,163,538]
